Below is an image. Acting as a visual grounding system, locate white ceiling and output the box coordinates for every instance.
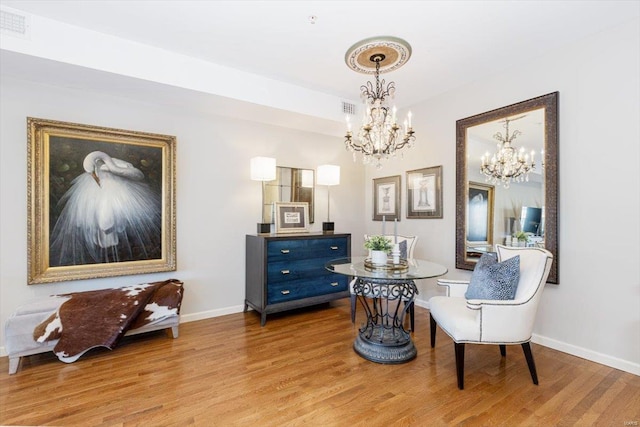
[1,1,638,126]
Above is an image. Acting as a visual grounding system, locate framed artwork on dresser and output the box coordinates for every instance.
[274,202,309,233]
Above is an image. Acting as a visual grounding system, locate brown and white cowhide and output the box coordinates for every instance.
[33,279,183,363]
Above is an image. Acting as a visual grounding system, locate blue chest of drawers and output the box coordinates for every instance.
[245,233,351,325]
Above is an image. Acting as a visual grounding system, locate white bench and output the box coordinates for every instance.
[5,296,179,374]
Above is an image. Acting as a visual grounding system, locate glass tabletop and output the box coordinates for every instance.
[325,256,448,281]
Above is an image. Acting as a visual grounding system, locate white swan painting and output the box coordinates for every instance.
[49,150,161,266]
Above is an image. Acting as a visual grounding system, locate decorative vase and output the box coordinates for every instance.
[371,250,388,265]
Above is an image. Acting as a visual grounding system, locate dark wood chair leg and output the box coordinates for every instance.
[499,344,506,357]
[430,313,436,348]
[454,342,465,390]
[409,301,415,331]
[350,294,356,323]
[521,342,539,385]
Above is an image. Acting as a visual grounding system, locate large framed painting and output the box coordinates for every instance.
[406,165,443,219]
[27,117,177,284]
[373,175,401,221]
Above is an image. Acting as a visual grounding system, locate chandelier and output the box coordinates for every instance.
[480,115,535,188]
[344,36,415,169]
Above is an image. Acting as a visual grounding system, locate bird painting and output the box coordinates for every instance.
[50,150,161,266]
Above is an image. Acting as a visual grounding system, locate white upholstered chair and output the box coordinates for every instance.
[429,244,553,390]
[350,234,418,328]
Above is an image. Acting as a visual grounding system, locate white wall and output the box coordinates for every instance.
[0,76,366,352]
[362,18,640,374]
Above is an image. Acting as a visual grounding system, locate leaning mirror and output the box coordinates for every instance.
[456,92,558,283]
[263,166,315,224]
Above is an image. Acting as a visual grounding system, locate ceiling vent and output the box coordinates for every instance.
[1,7,30,39]
[342,101,357,116]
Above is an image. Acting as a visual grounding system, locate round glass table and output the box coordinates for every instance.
[326,256,448,364]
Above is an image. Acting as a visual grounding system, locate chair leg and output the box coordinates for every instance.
[407,301,415,331]
[350,294,356,323]
[521,342,539,385]
[454,342,465,390]
[429,313,436,348]
[499,344,506,357]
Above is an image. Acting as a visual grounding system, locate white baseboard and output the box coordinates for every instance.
[415,299,429,310]
[531,333,640,376]
[179,304,245,323]
[417,298,639,377]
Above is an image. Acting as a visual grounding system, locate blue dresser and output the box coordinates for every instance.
[245,233,351,325]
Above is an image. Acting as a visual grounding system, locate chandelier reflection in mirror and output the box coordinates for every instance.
[344,36,416,169]
[480,115,535,188]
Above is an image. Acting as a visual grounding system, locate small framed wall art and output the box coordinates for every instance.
[373,175,401,221]
[406,165,443,219]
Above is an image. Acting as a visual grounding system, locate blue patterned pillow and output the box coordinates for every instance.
[465,252,520,300]
[399,240,408,259]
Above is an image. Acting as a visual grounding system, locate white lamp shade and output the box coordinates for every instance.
[250,157,276,181]
[300,169,314,188]
[317,164,340,186]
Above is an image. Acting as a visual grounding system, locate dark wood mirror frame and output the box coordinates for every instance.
[455,92,559,284]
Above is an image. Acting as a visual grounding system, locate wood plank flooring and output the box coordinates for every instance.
[1,299,638,426]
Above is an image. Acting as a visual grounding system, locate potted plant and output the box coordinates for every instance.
[513,231,528,247]
[364,235,393,265]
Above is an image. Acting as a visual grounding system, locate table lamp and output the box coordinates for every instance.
[250,156,276,234]
[317,164,340,232]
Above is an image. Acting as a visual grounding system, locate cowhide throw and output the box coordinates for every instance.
[33,279,183,363]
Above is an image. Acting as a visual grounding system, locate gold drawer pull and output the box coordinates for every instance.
[281,269,290,275]
[280,249,290,254]
[330,246,339,250]
[281,290,290,295]
[330,282,339,287]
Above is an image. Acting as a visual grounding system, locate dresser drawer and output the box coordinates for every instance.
[267,274,348,304]
[267,237,348,262]
[267,258,334,283]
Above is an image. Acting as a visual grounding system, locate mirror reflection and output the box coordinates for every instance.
[263,167,315,224]
[456,92,558,283]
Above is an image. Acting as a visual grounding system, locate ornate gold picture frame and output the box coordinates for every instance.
[466,181,495,257]
[27,118,177,284]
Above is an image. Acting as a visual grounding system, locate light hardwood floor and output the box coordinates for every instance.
[1,299,638,426]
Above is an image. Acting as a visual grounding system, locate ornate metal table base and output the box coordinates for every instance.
[352,278,418,364]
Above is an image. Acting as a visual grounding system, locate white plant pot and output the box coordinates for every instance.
[371,250,388,265]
